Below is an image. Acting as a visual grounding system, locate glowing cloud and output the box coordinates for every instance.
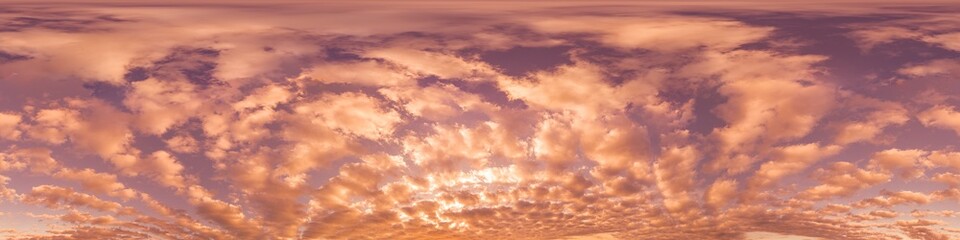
[0,1,959,240]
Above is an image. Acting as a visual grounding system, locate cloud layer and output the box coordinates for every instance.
[0,1,959,240]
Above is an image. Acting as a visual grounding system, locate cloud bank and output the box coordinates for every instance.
[0,1,959,239]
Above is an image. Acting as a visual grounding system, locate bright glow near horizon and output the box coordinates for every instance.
[0,1,959,239]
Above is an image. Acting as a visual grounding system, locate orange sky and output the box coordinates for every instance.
[1,1,960,239]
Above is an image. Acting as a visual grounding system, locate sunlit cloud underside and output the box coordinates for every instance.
[1,1,960,239]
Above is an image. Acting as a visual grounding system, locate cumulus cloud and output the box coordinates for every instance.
[59,210,116,225]
[22,99,136,169]
[292,92,402,140]
[852,190,933,208]
[22,185,136,215]
[2,2,960,240]
[923,32,960,52]
[139,151,187,190]
[164,132,200,153]
[688,50,835,174]
[899,59,960,77]
[300,60,414,87]
[918,105,960,136]
[706,178,738,209]
[185,185,261,239]
[831,95,909,145]
[0,112,22,140]
[0,175,16,202]
[800,162,891,200]
[52,168,136,200]
[365,48,498,81]
[868,148,930,179]
[928,151,960,170]
[848,26,923,51]
[380,83,493,121]
[527,16,772,51]
[847,16,960,54]
[745,143,841,200]
[654,145,699,216]
[124,79,204,135]
[501,61,661,119]
[3,148,59,174]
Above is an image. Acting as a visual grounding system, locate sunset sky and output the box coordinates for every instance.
[1,1,960,239]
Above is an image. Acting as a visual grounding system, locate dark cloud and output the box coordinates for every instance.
[0,8,129,33]
[0,51,30,63]
[122,67,149,82]
[479,46,572,76]
[138,47,223,87]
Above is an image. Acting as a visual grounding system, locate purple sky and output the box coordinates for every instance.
[1,1,960,239]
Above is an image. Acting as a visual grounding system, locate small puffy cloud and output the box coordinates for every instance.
[213,32,324,81]
[0,28,163,84]
[292,92,401,140]
[23,100,135,164]
[527,16,772,51]
[899,59,960,77]
[404,122,526,173]
[0,175,16,202]
[689,50,833,174]
[746,143,842,199]
[895,219,951,240]
[531,114,580,172]
[4,148,59,174]
[59,210,116,225]
[847,23,960,54]
[365,48,497,80]
[922,32,960,52]
[140,151,186,189]
[299,60,414,87]
[654,145,699,215]
[232,84,293,112]
[53,168,136,200]
[897,219,945,227]
[706,178,738,209]
[380,84,491,122]
[831,96,909,145]
[917,105,960,136]
[24,107,81,144]
[580,115,651,180]
[22,185,136,215]
[164,133,199,153]
[928,151,960,170]
[277,114,356,175]
[868,210,898,219]
[932,172,960,187]
[800,162,890,200]
[500,62,660,119]
[185,186,262,239]
[124,79,203,135]
[40,226,148,239]
[910,210,959,218]
[847,26,922,51]
[852,190,932,208]
[868,149,929,178]
[0,112,22,140]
